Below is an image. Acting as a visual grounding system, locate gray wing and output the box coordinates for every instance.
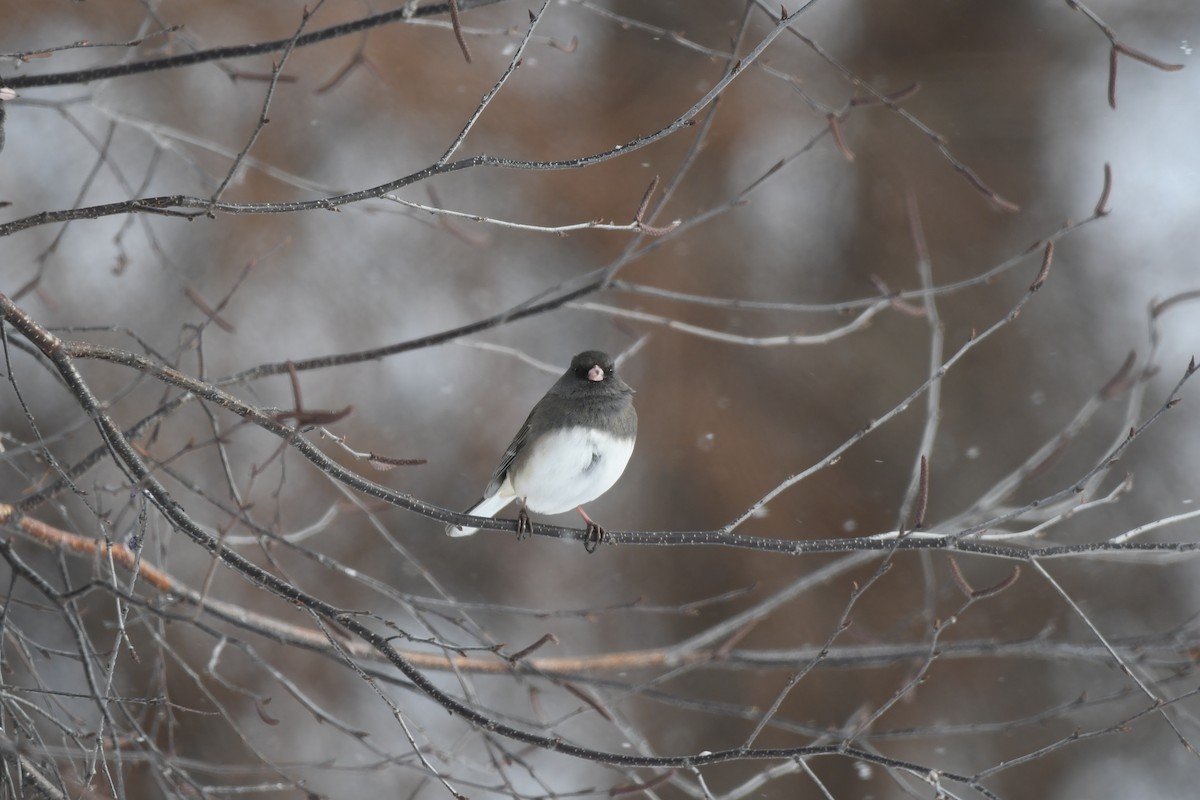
[482,406,537,498]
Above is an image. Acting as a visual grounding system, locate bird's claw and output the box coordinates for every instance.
[583,523,605,554]
[516,506,532,541]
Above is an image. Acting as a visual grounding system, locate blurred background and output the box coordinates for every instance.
[1,1,1199,797]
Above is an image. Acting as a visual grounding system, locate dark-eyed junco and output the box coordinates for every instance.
[446,350,637,551]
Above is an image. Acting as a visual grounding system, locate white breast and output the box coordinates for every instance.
[509,427,635,515]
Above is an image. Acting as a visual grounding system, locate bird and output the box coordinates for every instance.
[446,350,637,552]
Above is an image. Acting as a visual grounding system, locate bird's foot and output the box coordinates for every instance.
[516,503,532,541]
[577,506,605,554]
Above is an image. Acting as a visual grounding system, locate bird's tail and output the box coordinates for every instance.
[445,492,514,537]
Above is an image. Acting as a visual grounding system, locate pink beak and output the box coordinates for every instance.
[587,365,605,382]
